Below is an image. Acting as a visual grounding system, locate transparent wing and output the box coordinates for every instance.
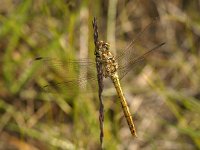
[31,57,98,94]
[115,19,165,79]
[41,77,98,96]
[31,57,95,72]
[118,42,165,80]
[116,18,159,63]
[115,18,165,70]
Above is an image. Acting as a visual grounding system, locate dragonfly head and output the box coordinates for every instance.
[95,40,109,57]
[97,40,110,51]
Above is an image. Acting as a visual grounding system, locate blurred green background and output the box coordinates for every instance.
[0,0,200,149]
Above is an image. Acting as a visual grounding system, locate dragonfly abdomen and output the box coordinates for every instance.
[111,73,137,137]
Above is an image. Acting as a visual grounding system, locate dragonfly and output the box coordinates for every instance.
[32,18,165,138]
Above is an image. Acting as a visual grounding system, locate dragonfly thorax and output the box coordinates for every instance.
[97,40,118,78]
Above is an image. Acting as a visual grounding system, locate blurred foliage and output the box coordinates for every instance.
[0,0,200,149]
